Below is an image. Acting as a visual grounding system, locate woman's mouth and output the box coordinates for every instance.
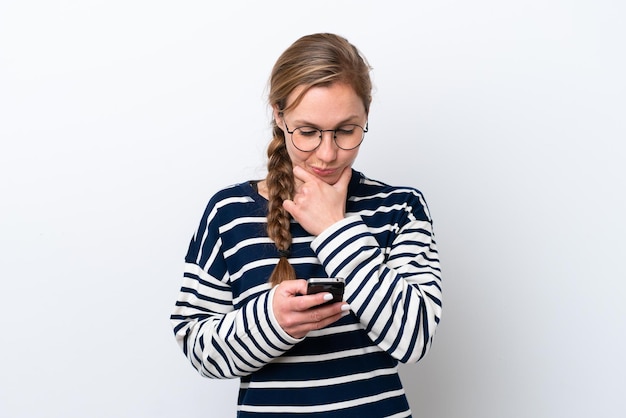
[311,167,337,177]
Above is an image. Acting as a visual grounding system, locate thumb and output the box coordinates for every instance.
[282,198,296,216]
[333,166,353,191]
[275,278,308,296]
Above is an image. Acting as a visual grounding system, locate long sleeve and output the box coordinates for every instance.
[170,190,301,379]
[311,188,442,364]
[171,269,301,378]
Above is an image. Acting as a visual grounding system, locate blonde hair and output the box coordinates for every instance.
[266,33,372,287]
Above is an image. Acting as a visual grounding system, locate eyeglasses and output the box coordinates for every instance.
[283,119,368,152]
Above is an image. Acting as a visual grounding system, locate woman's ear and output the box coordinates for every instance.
[272,105,284,132]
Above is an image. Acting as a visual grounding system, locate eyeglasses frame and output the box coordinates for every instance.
[282,118,368,152]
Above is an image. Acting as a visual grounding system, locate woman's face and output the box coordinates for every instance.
[274,82,367,186]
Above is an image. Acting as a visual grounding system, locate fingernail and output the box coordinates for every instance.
[323,293,334,301]
[341,304,351,312]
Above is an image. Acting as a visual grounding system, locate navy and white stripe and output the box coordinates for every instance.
[171,170,442,417]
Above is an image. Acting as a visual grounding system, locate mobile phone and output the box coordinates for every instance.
[307,278,345,305]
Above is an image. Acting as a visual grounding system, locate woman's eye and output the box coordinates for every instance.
[297,128,319,137]
[337,126,356,136]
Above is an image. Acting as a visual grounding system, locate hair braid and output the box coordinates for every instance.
[266,126,296,287]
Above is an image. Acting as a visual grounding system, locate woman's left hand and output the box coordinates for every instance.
[283,166,351,236]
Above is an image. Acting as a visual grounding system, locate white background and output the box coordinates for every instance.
[1,1,624,417]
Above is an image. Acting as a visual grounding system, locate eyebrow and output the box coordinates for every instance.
[291,115,364,128]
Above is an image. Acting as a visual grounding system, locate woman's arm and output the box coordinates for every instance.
[171,262,302,379]
[284,167,442,363]
[311,197,442,364]
[170,194,302,379]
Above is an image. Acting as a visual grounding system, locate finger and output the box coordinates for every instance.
[287,303,350,337]
[292,165,317,183]
[275,280,338,311]
[292,293,336,311]
[306,303,350,327]
[282,199,297,217]
[317,311,350,329]
[333,166,352,191]
[275,279,308,298]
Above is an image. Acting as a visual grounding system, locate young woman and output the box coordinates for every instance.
[171,33,442,417]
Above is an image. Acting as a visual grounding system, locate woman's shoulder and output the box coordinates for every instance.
[350,170,432,221]
[207,180,256,202]
[351,170,426,199]
[199,180,265,219]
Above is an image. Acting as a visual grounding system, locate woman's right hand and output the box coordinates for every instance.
[272,279,350,339]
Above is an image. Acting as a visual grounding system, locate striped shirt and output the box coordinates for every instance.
[171,170,442,417]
